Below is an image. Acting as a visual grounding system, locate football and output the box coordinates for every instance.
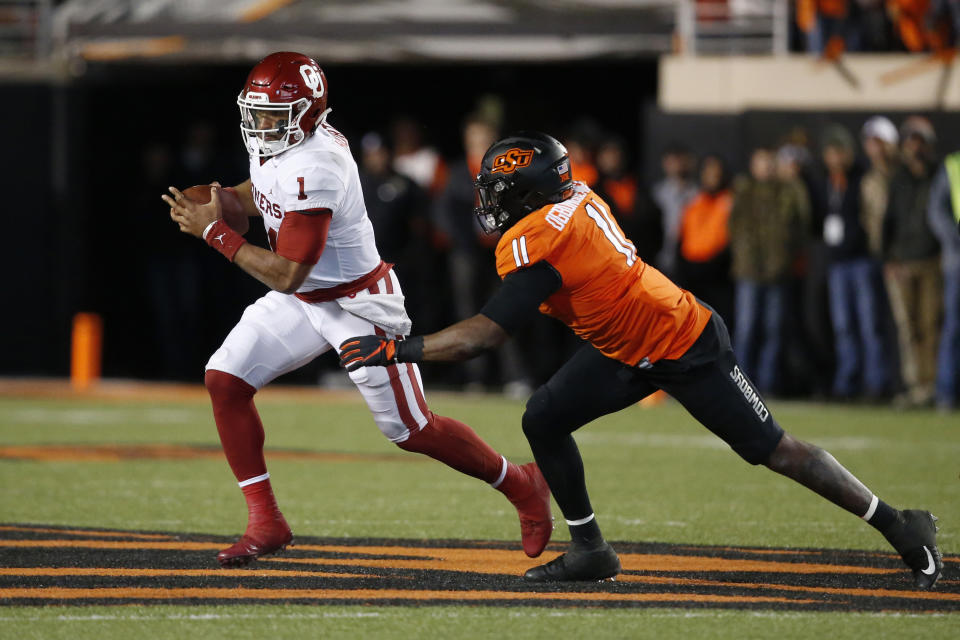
[182,184,249,235]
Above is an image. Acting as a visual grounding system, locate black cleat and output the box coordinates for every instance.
[523,541,621,582]
[883,509,943,589]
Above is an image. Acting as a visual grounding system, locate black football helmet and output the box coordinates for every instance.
[474,132,574,233]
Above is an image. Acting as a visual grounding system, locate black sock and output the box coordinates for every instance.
[865,498,900,533]
[568,515,603,546]
[527,432,600,543]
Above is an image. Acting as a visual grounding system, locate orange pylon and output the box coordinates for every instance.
[70,313,102,391]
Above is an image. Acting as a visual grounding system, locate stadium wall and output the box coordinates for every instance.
[660,54,960,113]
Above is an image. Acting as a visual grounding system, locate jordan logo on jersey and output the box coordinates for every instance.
[251,183,283,219]
[491,148,534,174]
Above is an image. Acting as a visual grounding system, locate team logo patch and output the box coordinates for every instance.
[299,64,325,99]
[491,148,535,174]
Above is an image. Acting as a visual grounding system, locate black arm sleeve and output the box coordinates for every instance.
[479,261,562,335]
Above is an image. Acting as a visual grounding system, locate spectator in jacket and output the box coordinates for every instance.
[776,144,824,395]
[595,136,637,220]
[358,132,432,330]
[798,0,863,53]
[653,143,699,280]
[565,136,599,188]
[729,147,811,394]
[888,0,957,51]
[677,154,734,326]
[820,124,889,399]
[391,116,448,196]
[860,116,900,258]
[883,117,942,407]
[927,149,960,410]
[595,136,662,264]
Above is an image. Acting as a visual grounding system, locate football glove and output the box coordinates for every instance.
[339,335,424,372]
[339,336,397,371]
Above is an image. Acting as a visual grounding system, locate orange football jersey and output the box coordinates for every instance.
[495,183,711,366]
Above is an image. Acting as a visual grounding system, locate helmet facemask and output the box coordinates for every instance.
[474,175,567,234]
[474,176,515,233]
[238,92,312,157]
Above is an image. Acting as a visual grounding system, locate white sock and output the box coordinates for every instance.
[566,513,595,527]
[238,472,270,488]
[489,456,508,489]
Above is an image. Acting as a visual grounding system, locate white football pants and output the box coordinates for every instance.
[205,270,429,443]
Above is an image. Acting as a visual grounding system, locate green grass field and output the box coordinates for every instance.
[0,386,957,638]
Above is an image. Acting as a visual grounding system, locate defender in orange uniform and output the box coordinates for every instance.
[495,180,710,366]
[339,133,942,588]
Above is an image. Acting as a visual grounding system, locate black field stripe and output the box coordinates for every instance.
[0,523,955,611]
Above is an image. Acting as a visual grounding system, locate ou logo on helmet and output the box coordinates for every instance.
[299,64,325,99]
[491,148,535,174]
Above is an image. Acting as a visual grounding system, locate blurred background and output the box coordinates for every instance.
[2,0,959,409]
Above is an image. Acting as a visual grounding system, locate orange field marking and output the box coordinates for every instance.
[686,547,902,561]
[0,539,940,581]
[262,544,900,576]
[618,552,896,575]
[1,524,956,611]
[0,586,812,605]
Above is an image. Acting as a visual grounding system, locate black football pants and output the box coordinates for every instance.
[521,312,785,524]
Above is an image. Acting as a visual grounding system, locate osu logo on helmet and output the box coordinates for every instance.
[491,148,535,174]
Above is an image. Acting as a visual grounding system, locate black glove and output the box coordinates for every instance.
[338,335,423,372]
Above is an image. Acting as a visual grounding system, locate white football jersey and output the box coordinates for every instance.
[248,121,381,291]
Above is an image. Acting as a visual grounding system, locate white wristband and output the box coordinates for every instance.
[201,219,219,241]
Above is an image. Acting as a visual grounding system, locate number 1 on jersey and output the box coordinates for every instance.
[512,235,530,268]
[297,176,307,200]
[585,198,637,266]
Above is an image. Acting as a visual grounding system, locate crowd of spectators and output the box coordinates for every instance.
[645,115,958,410]
[793,0,960,53]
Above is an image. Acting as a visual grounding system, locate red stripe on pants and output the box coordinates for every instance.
[373,324,419,430]
[370,270,421,430]
[405,363,429,417]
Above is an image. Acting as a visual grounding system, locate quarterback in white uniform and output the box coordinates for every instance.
[163,52,551,567]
